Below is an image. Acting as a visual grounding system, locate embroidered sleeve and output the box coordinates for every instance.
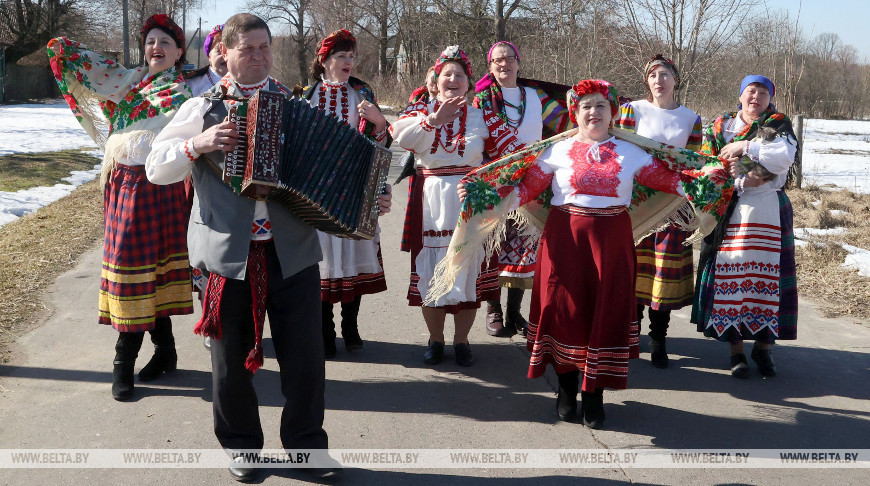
[686,115,703,152]
[537,88,574,135]
[146,97,209,185]
[482,107,525,159]
[515,162,555,208]
[635,157,684,196]
[752,133,797,175]
[389,101,436,154]
[614,103,636,132]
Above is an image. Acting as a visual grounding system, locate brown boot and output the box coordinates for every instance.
[485,300,514,337]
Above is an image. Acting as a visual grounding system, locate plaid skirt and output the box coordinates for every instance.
[527,206,640,391]
[99,164,193,332]
[635,225,694,310]
[691,190,797,343]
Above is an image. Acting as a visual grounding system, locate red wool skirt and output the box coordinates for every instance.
[527,205,640,391]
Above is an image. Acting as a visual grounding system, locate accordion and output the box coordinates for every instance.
[218,89,391,240]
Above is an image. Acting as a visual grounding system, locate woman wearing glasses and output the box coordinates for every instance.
[473,41,573,338]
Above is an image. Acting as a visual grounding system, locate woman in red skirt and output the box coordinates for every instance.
[48,15,194,401]
[507,80,691,428]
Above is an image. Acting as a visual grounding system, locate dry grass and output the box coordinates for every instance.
[0,149,99,192]
[789,185,870,322]
[0,179,103,362]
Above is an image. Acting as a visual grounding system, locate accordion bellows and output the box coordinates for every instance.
[221,90,391,240]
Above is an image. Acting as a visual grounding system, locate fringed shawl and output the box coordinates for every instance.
[424,128,734,304]
[47,37,191,185]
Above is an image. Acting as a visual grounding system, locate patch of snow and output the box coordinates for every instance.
[829,209,851,217]
[0,102,97,156]
[840,244,870,277]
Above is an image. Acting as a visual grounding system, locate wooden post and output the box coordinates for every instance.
[794,114,804,188]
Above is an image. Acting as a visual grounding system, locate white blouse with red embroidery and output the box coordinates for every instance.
[516,137,685,209]
[390,100,523,168]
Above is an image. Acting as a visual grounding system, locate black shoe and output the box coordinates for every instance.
[581,389,605,429]
[751,346,777,377]
[649,338,669,369]
[112,361,134,401]
[228,456,258,482]
[424,341,444,365]
[342,329,364,351]
[138,346,177,382]
[730,353,750,379]
[454,342,475,367]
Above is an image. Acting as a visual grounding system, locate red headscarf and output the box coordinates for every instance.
[317,29,356,61]
[140,14,185,48]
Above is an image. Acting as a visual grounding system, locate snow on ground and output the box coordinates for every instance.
[1,103,869,269]
[802,118,870,193]
[0,102,100,229]
[0,101,98,156]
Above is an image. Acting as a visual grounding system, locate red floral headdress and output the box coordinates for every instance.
[567,79,619,124]
[434,45,473,80]
[317,29,357,61]
[140,14,185,48]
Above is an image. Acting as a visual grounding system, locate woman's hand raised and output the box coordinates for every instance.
[427,96,466,126]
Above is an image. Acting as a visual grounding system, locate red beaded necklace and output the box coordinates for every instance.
[430,102,467,157]
[318,81,350,121]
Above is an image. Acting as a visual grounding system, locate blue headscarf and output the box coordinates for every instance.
[738,75,775,109]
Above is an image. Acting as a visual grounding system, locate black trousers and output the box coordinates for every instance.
[210,242,327,452]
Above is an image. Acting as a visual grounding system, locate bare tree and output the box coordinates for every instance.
[617,0,760,105]
[246,0,312,84]
[0,0,86,63]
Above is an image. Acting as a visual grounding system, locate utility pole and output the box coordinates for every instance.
[197,17,203,67]
[122,0,130,66]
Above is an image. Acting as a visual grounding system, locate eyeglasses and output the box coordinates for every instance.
[490,56,517,65]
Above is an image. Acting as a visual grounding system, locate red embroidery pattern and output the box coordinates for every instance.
[635,158,680,194]
[568,140,622,197]
[423,229,454,238]
[317,81,349,121]
[482,108,523,158]
[183,139,196,161]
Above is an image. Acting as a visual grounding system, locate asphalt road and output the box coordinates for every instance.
[1,149,868,485]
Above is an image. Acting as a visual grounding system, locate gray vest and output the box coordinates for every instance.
[188,81,322,280]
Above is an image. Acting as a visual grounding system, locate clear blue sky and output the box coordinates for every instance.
[195,0,870,62]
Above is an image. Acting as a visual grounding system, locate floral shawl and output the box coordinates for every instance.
[424,127,733,303]
[47,37,191,184]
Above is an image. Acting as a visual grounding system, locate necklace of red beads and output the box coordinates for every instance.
[318,79,349,121]
[430,101,467,157]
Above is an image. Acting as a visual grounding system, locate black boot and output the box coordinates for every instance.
[139,317,177,381]
[581,388,605,429]
[322,302,337,359]
[112,331,144,401]
[505,288,529,336]
[648,308,671,369]
[341,296,363,351]
[556,370,579,422]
